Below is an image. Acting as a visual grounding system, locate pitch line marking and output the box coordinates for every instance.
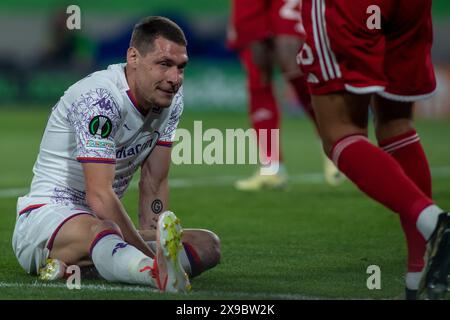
[0,281,324,300]
[1,166,450,199]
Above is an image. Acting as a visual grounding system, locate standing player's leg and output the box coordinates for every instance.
[269,0,313,120]
[372,0,447,299]
[373,98,432,298]
[374,99,431,197]
[313,92,449,299]
[273,35,315,123]
[300,0,450,299]
[228,0,287,190]
[270,0,343,186]
[234,45,288,191]
[274,35,344,186]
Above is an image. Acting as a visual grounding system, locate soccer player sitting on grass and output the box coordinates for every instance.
[11,16,220,293]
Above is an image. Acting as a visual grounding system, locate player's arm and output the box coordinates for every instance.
[138,87,184,229]
[138,144,171,230]
[83,162,154,257]
[67,85,153,255]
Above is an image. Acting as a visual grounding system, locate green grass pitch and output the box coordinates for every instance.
[0,107,449,300]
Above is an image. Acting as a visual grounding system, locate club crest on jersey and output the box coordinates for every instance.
[89,115,112,138]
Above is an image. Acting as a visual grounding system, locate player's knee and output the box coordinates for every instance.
[373,97,414,141]
[202,230,221,270]
[47,216,122,265]
[183,229,221,275]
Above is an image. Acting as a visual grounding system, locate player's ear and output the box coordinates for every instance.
[126,47,140,68]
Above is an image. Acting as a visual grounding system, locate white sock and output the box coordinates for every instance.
[416,204,443,240]
[405,271,422,290]
[91,233,156,287]
[147,240,192,276]
[278,163,287,176]
[259,161,287,176]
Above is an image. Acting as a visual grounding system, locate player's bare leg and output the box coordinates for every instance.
[46,215,123,266]
[373,97,433,299]
[38,214,114,281]
[249,39,275,84]
[311,93,369,154]
[313,93,449,299]
[274,36,344,186]
[274,36,315,120]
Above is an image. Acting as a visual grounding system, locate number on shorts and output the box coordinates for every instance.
[297,43,314,66]
[280,0,301,20]
[280,0,305,34]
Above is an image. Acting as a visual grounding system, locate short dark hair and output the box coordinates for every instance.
[130,16,187,55]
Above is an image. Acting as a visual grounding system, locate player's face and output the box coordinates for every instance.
[135,37,188,109]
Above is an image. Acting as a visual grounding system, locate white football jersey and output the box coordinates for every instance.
[18,63,183,212]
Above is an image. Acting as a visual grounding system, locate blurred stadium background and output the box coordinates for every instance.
[1,0,449,114]
[0,1,449,300]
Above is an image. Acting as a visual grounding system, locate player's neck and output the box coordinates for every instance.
[124,65,150,116]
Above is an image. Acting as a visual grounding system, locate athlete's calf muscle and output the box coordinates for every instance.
[312,94,370,154]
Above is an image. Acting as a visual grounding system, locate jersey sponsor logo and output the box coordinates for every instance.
[89,115,112,138]
[85,139,114,149]
[115,131,160,160]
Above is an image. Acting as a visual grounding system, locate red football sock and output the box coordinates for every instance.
[239,48,282,163]
[379,130,432,272]
[331,134,433,234]
[287,74,317,125]
[379,130,432,197]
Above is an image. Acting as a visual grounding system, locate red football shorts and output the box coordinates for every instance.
[227,0,306,50]
[298,0,436,101]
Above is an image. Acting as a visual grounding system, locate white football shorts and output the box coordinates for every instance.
[12,197,93,275]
